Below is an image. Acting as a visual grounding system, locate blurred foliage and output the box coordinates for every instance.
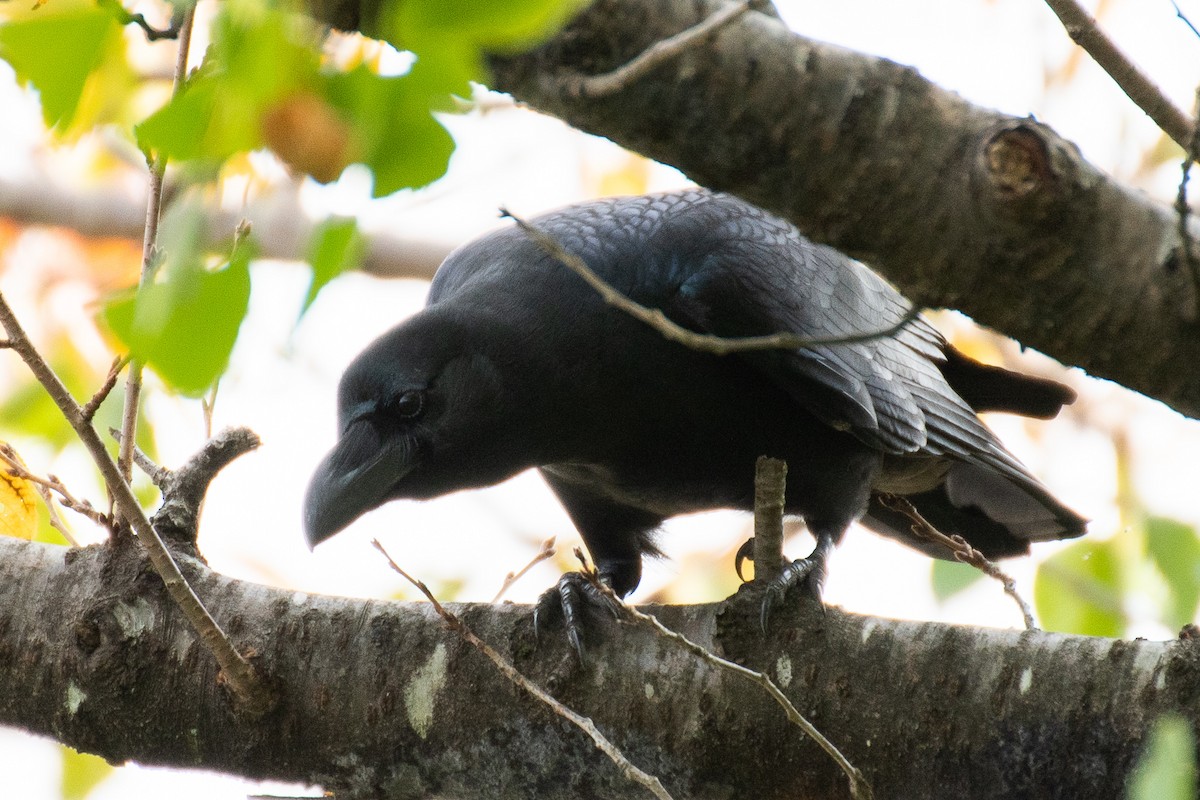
[1036,537,1127,638]
[1145,517,1200,630]
[1128,714,1197,800]
[101,200,253,396]
[303,216,364,315]
[931,559,983,602]
[0,0,579,400]
[0,444,38,540]
[1034,516,1200,638]
[0,1,124,132]
[60,745,114,800]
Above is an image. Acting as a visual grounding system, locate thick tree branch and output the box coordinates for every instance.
[0,534,1193,799]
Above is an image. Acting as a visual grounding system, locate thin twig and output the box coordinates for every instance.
[878,494,1038,631]
[81,355,129,423]
[1042,0,1195,151]
[32,484,80,547]
[0,446,110,529]
[562,0,752,98]
[492,536,557,602]
[372,540,675,800]
[202,382,219,440]
[98,0,185,41]
[0,339,11,348]
[0,293,273,714]
[118,0,197,481]
[573,550,872,800]
[503,211,921,356]
[1174,83,1200,320]
[108,427,171,487]
[1171,1,1200,39]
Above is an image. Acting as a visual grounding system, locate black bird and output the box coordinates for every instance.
[305,190,1085,621]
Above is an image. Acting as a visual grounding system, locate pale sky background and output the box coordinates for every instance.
[3,0,1200,797]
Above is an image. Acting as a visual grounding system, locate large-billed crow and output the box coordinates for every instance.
[305,190,1085,616]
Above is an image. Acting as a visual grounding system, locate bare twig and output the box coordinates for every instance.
[108,427,171,487]
[118,0,197,481]
[1171,1,1200,39]
[878,494,1038,631]
[81,355,129,423]
[752,456,787,583]
[32,483,81,547]
[561,0,752,98]
[372,540,675,800]
[0,446,110,530]
[492,536,557,602]
[1042,0,1196,151]
[1174,84,1200,319]
[98,0,186,41]
[573,550,872,800]
[0,339,11,348]
[503,211,921,356]
[0,294,273,714]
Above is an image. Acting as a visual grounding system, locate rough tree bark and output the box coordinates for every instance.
[304,0,1200,419]
[2,530,1197,800]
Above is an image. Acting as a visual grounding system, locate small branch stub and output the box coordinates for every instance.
[752,456,787,583]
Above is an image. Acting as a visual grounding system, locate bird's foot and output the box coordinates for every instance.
[760,533,835,633]
[533,571,621,662]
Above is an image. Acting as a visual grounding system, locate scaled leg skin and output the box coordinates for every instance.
[759,527,840,633]
[535,472,663,660]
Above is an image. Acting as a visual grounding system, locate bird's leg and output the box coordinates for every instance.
[533,571,620,662]
[760,531,837,633]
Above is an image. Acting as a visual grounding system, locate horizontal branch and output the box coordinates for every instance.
[0,535,1188,799]
[0,175,451,281]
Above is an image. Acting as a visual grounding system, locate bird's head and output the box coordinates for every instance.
[303,310,525,548]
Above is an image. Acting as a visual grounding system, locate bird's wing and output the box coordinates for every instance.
[667,202,1039,488]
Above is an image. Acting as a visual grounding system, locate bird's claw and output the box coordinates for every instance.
[734,537,755,582]
[759,534,833,633]
[534,571,620,662]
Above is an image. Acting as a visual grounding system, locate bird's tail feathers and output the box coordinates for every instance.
[862,461,1087,560]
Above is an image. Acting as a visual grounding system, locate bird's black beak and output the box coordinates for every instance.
[304,419,417,549]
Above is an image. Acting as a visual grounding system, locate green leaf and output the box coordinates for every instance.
[1146,517,1200,628]
[1128,714,1196,800]
[396,0,582,51]
[100,203,252,397]
[0,6,119,129]
[1034,539,1126,637]
[60,745,114,800]
[324,64,455,196]
[931,559,984,602]
[303,218,364,314]
[135,3,319,163]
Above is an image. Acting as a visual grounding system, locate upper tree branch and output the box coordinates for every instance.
[0,534,1192,799]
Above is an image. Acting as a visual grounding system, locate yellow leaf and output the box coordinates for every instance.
[0,445,38,540]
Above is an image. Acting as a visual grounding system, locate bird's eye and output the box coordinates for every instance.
[390,390,425,420]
